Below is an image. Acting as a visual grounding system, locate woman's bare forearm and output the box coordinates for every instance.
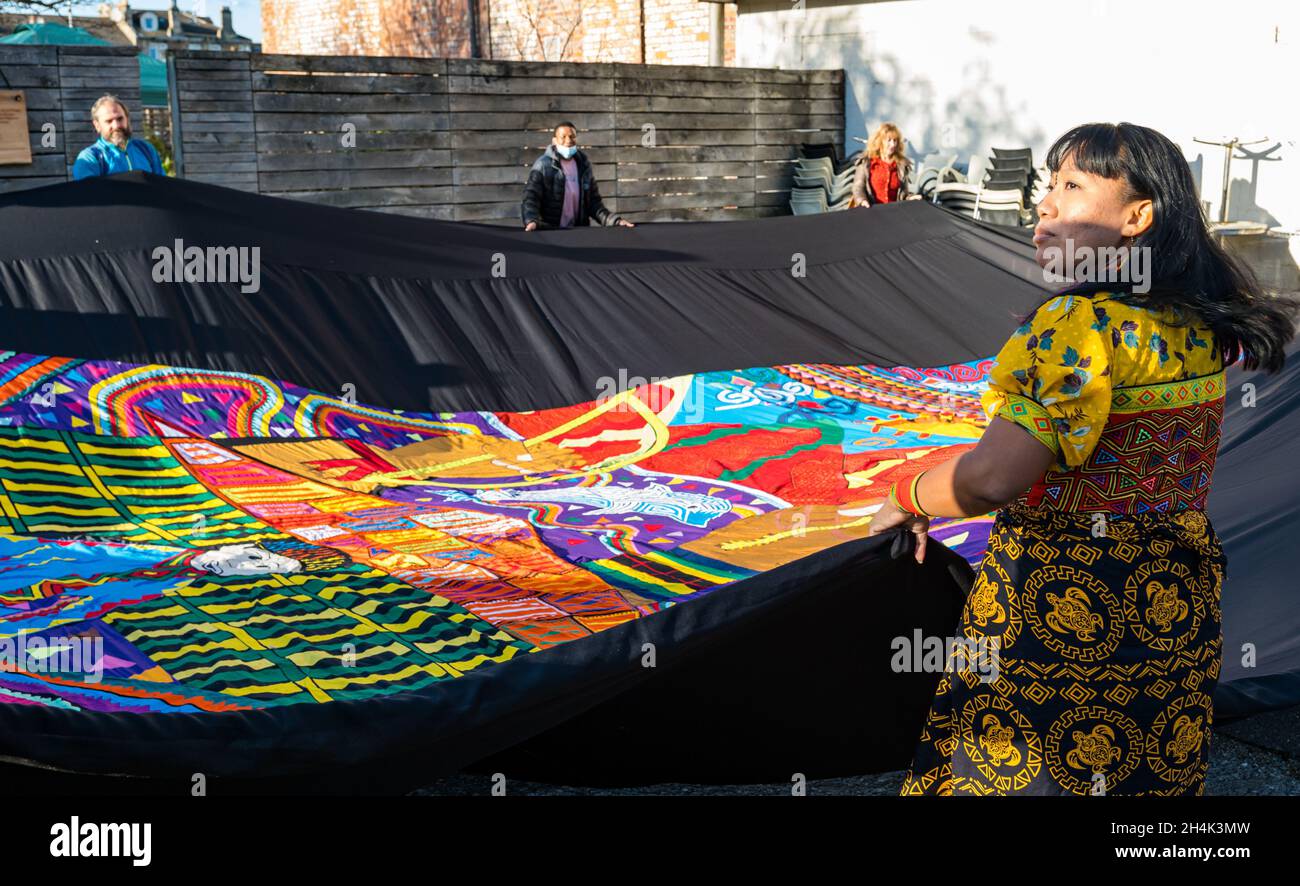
[899,419,1058,518]
[906,452,1005,518]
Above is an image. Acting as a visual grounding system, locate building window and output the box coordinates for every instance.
[140,12,158,32]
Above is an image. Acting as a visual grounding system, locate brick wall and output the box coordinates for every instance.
[261,0,734,65]
[644,0,732,66]
[262,0,475,58]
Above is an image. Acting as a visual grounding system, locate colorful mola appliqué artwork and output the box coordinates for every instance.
[0,350,996,713]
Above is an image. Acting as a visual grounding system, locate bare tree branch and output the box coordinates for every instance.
[505,0,584,61]
[555,0,585,62]
[0,1,72,14]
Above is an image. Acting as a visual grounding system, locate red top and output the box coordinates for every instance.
[869,157,901,203]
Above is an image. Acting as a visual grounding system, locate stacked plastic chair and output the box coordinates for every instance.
[913,152,959,201]
[985,147,1034,204]
[790,142,860,214]
[931,146,1046,227]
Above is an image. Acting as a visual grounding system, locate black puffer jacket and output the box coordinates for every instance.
[520,145,623,228]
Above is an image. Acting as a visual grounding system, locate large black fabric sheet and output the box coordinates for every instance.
[0,172,1048,412]
[0,172,1295,790]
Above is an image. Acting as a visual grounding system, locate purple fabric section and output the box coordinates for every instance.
[558,157,580,228]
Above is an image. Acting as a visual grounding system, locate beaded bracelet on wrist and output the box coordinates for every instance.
[888,469,932,517]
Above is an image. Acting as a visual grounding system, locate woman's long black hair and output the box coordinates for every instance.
[1044,122,1299,372]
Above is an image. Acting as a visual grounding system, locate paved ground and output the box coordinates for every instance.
[412,703,1300,796]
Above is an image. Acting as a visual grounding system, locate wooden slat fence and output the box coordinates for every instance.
[0,45,142,194]
[171,50,844,223]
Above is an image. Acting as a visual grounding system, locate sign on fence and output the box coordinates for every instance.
[0,91,31,166]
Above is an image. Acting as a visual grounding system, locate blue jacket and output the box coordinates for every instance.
[72,137,165,180]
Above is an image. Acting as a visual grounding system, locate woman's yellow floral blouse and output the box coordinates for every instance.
[980,292,1223,468]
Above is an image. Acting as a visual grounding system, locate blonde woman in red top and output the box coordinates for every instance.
[851,123,913,207]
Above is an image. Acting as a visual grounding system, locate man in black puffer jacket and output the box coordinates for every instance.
[521,121,635,230]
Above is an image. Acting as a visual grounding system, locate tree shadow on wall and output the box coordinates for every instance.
[794,12,1046,164]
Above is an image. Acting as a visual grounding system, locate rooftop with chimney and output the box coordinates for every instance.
[1,4,258,58]
[97,2,259,56]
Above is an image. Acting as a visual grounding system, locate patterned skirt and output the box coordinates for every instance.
[899,501,1226,796]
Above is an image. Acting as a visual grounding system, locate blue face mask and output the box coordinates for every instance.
[556,144,577,159]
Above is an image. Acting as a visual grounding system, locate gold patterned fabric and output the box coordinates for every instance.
[900,293,1228,795]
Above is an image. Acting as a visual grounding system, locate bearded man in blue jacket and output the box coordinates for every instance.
[72,95,165,180]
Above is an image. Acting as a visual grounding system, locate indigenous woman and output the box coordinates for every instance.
[851,123,912,207]
[871,122,1299,795]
